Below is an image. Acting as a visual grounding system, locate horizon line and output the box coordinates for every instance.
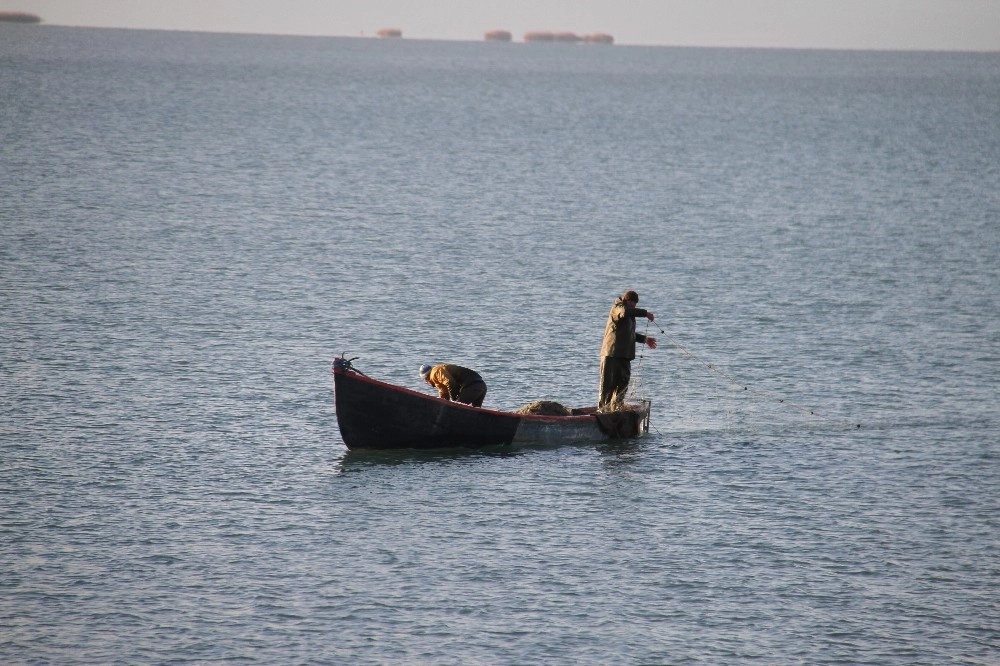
[12,22,999,54]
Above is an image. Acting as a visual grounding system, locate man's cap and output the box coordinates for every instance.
[419,364,433,378]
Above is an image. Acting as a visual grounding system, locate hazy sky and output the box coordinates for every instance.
[8,0,1000,51]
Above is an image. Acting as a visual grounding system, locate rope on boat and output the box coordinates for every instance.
[333,353,369,377]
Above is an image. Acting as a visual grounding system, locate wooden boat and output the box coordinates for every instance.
[333,356,650,451]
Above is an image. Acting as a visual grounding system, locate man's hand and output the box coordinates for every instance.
[646,336,657,350]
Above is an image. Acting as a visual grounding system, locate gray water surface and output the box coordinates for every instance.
[2,26,998,664]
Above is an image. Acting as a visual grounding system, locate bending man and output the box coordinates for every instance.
[420,363,488,407]
[599,290,657,410]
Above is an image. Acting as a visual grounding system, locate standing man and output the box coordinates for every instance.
[599,290,657,410]
[420,363,488,407]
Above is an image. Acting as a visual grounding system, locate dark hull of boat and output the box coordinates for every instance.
[333,365,650,451]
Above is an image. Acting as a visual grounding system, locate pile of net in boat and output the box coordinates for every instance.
[515,400,571,415]
[515,400,571,416]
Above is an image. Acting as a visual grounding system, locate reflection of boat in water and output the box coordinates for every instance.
[332,356,650,451]
[0,12,42,23]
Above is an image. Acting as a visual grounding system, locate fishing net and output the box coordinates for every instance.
[515,400,572,416]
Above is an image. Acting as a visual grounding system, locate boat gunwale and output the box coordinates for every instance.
[334,366,627,423]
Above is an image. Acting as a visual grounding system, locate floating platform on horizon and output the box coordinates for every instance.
[484,30,512,42]
[524,31,613,45]
[0,11,41,23]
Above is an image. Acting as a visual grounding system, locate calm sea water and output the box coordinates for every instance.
[2,25,999,664]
